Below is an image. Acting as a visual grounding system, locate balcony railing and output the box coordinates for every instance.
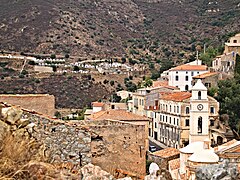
[144,106,159,110]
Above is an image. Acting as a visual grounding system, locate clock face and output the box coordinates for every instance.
[197,104,203,111]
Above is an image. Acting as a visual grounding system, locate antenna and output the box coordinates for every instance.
[149,162,160,175]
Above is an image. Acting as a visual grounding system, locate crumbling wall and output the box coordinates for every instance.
[21,111,92,167]
[0,94,55,116]
[88,121,146,177]
[196,160,240,180]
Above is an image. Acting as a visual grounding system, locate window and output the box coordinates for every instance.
[198,117,202,133]
[166,116,168,123]
[174,118,175,125]
[210,107,215,114]
[191,72,194,76]
[174,106,176,113]
[160,115,162,121]
[198,91,201,100]
[185,85,189,91]
[233,39,237,43]
[186,71,188,74]
[169,117,171,124]
[177,106,179,113]
[177,119,179,126]
[166,105,168,111]
[155,112,157,118]
[175,75,179,81]
[155,122,157,128]
[210,120,214,126]
[185,76,189,81]
[197,72,199,74]
[186,107,190,114]
[163,116,165,122]
[170,105,172,112]
[185,119,189,126]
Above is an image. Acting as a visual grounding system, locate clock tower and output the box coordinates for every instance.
[189,79,209,143]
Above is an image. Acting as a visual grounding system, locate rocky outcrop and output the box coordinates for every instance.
[196,160,240,180]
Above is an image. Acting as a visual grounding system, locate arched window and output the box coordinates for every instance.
[198,117,202,133]
[186,107,190,114]
[198,91,201,100]
[185,85,189,91]
[170,105,172,112]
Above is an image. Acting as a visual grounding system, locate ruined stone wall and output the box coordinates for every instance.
[87,121,147,176]
[0,94,55,116]
[148,153,180,170]
[22,111,92,167]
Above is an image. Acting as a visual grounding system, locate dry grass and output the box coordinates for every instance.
[0,132,42,179]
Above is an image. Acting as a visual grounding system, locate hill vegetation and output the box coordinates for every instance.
[0,0,239,64]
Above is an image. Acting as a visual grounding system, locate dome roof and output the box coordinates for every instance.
[179,141,204,154]
[191,79,207,91]
[188,149,219,163]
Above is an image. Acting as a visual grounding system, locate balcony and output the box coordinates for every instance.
[144,106,159,111]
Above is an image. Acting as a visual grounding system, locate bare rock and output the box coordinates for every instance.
[0,120,10,141]
[81,163,115,180]
[2,107,23,124]
[17,118,30,128]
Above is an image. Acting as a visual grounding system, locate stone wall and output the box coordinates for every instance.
[0,94,55,116]
[77,120,147,177]
[147,152,180,170]
[1,103,147,178]
[22,111,92,167]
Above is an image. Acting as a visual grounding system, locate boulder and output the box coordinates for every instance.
[0,120,10,141]
[17,119,30,128]
[81,163,114,180]
[2,107,23,125]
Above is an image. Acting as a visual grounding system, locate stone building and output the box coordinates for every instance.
[0,102,147,178]
[132,86,177,117]
[0,94,55,116]
[212,33,240,76]
[224,33,240,55]
[87,109,150,149]
[148,148,180,169]
[192,71,222,89]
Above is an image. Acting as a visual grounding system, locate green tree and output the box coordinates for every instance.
[160,58,174,73]
[50,54,56,59]
[73,66,80,71]
[216,79,240,134]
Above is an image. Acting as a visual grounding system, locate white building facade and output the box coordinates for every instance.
[168,64,208,91]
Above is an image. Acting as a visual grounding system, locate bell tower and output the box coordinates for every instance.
[189,79,209,143]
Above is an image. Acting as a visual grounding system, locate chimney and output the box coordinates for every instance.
[203,138,211,149]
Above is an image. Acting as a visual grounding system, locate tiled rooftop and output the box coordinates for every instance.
[170,64,207,71]
[87,109,150,121]
[193,72,218,79]
[161,92,191,102]
[169,158,180,170]
[153,148,179,158]
[92,102,105,107]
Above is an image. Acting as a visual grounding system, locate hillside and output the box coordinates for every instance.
[0,75,110,108]
[0,0,239,61]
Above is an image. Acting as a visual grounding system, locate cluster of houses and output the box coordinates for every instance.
[83,34,240,179]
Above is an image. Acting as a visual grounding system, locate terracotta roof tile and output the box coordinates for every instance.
[153,81,168,87]
[153,148,179,158]
[170,65,207,71]
[193,72,218,79]
[92,102,105,107]
[161,92,191,102]
[169,158,180,170]
[87,109,149,121]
